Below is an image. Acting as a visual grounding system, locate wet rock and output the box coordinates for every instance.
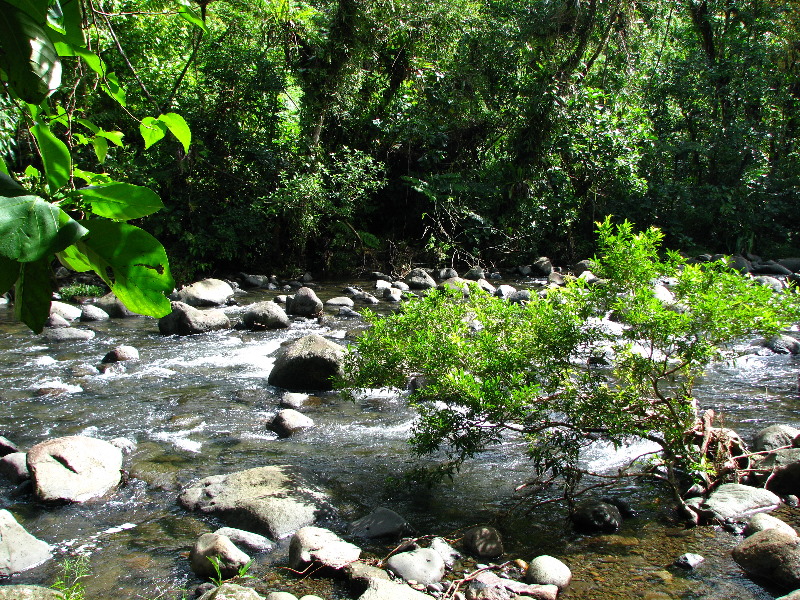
[383,288,403,302]
[525,555,572,589]
[753,275,784,293]
[338,307,361,319]
[197,583,265,600]
[79,304,109,322]
[50,300,82,321]
[732,528,800,590]
[571,500,622,533]
[326,296,355,308]
[744,513,797,538]
[464,267,485,281]
[268,409,314,438]
[289,526,361,571]
[190,533,251,579]
[27,435,123,503]
[0,586,64,599]
[430,537,461,568]
[286,287,323,317]
[386,547,445,585]
[753,424,800,452]
[178,465,332,540]
[280,393,310,409]
[95,292,138,317]
[349,507,408,538]
[531,257,553,276]
[467,571,558,600]
[674,553,704,569]
[102,345,139,363]
[756,448,800,496]
[158,301,231,336]
[240,302,290,330]
[109,437,137,454]
[176,278,235,307]
[494,285,516,299]
[45,313,70,328]
[0,452,29,483]
[699,483,781,522]
[345,560,392,585]
[265,593,297,600]
[0,436,20,457]
[0,510,52,575]
[214,527,275,553]
[267,334,344,392]
[756,334,800,355]
[508,289,531,304]
[358,578,435,600]
[462,525,504,558]
[43,327,95,342]
[405,269,437,290]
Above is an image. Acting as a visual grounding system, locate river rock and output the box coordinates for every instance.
[265,593,297,600]
[358,578,435,600]
[476,278,496,295]
[0,436,20,456]
[50,300,82,321]
[158,301,231,336]
[405,268,437,290]
[571,499,622,533]
[700,483,781,522]
[508,289,531,304]
[753,424,800,452]
[462,525,504,558]
[240,302,290,330]
[531,257,553,276]
[0,452,29,483]
[386,547,445,585]
[267,334,344,391]
[467,570,558,600]
[286,287,323,317]
[110,437,137,454]
[349,507,408,538]
[0,510,52,575]
[0,586,64,599]
[438,268,459,281]
[197,583,265,600]
[674,553,704,569]
[268,409,314,437]
[753,275,784,293]
[43,327,95,342]
[101,345,139,363]
[383,288,403,302]
[178,465,332,540]
[214,527,275,552]
[755,448,800,496]
[176,278,234,307]
[464,267,485,281]
[732,528,800,590]
[345,560,392,585]
[758,334,800,355]
[190,532,251,579]
[289,526,361,571]
[745,513,797,538]
[430,537,461,568]
[27,436,123,502]
[240,273,271,288]
[279,393,311,409]
[79,304,109,322]
[45,313,70,328]
[525,555,572,589]
[95,292,138,317]
[326,296,355,308]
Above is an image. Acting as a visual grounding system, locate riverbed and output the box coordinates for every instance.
[0,280,798,599]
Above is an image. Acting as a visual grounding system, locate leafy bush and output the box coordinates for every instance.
[341,218,800,508]
[58,283,106,303]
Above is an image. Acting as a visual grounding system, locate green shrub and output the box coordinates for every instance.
[58,284,106,303]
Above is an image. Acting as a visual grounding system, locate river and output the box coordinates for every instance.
[0,281,798,599]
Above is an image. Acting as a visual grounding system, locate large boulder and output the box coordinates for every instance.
[0,511,52,575]
[385,548,445,585]
[753,424,800,452]
[732,529,800,590]
[267,334,344,391]
[240,302,290,330]
[190,533,251,579]
[176,278,234,307]
[50,301,82,321]
[158,301,231,336]
[405,269,437,290]
[178,466,332,540]
[27,436,123,503]
[571,500,622,533]
[755,448,800,496]
[0,452,29,483]
[745,513,797,538]
[197,583,265,600]
[289,526,361,571]
[699,483,781,522]
[0,586,63,599]
[95,292,138,317]
[286,287,323,317]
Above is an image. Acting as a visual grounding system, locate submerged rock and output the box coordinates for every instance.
[27,436,123,503]
[571,500,622,533]
[178,466,332,539]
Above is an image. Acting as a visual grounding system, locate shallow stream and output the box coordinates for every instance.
[0,280,798,599]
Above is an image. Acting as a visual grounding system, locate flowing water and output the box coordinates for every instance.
[0,282,798,600]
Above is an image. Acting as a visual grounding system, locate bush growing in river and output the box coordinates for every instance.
[340,218,800,510]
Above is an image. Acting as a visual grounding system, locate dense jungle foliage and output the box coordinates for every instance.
[1,0,799,281]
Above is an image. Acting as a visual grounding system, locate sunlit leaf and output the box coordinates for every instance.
[78,182,164,219]
[158,112,191,152]
[30,122,70,192]
[101,72,126,106]
[97,130,124,146]
[177,0,208,33]
[140,116,167,149]
[91,136,108,163]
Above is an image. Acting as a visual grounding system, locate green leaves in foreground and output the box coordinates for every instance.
[58,220,174,318]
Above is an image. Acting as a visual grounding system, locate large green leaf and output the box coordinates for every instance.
[78,182,164,220]
[158,112,191,153]
[101,72,126,106]
[0,2,62,104]
[0,256,20,295]
[14,256,51,333]
[0,173,88,261]
[48,0,83,44]
[30,122,71,192]
[59,220,174,317]
[177,0,208,33]
[140,116,167,149]
[4,0,48,21]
